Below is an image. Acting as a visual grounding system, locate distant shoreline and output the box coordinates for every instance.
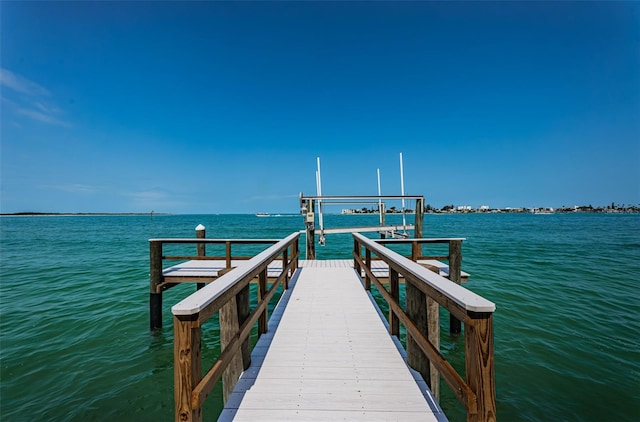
[0,212,172,217]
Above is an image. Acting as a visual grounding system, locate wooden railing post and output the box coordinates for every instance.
[196,224,206,290]
[220,296,244,404]
[406,279,429,383]
[427,296,440,400]
[283,248,289,290]
[364,248,371,290]
[406,263,440,400]
[465,313,496,422]
[449,239,463,334]
[415,197,424,238]
[353,238,362,275]
[389,268,400,336]
[174,315,202,422]
[237,284,251,371]
[292,239,299,272]
[258,268,268,335]
[150,240,163,330]
[225,241,232,269]
[411,240,421,261]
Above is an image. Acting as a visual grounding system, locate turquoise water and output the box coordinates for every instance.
[1,213,639,421]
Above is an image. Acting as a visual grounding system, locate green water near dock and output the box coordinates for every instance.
[1,213,639,421]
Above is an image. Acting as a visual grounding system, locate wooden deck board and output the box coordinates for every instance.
[220,265,447,421]
[162,258,467,280]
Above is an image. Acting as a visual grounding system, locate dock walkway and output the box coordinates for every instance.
[220,263,446,421]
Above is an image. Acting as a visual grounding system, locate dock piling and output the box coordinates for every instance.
[196,224,206,290]
[449,239,463,334]
[150,240,163,330]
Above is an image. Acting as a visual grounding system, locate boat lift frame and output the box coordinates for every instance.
[300,194,425,259]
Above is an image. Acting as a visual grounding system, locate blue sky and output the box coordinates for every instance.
[1,1,638,213]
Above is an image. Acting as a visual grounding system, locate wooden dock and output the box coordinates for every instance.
[159,231,496,422]
[220,264,446,421]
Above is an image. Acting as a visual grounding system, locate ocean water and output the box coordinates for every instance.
[1,213,639,421]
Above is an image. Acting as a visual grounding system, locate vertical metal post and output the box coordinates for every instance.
[380,202,386,238]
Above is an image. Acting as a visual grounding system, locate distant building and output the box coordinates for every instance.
[479,205,490,211]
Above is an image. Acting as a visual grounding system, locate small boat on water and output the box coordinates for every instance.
[256,212,270,217]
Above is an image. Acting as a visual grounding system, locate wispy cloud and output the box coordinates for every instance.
[45,184,99,194]
[245,194,300,202]
[16,107,68,126]
[129,190,169,202]
[0,67,69,126]
[0,68,50,97]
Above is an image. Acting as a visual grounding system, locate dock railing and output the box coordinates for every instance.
[353,232,496,422]
[375,237,467,333]
[149,231,288,330]
[169,232,299,422]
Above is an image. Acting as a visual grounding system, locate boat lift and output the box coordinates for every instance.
[300,193,425,260]
[301,153,425,259]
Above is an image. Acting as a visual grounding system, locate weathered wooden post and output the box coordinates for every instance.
[414,197,424,238]
[196,224,206,290]
[389,268,400,336]
[220,291,248,403]
[427,294,440,399]
[465,312,496,422]
[237,283,251,370]
[353,238,362,276]
[364,248,371,290]
[406,264,441,400]
[411,240,421,262]
[449,240,463,334]
[174,314,202,421]
[258,268,268,335]
[225,241,232,269]
[291,238,299,272]
[305,199,316,259]
[150,240,163,330]
[283,247,289,289]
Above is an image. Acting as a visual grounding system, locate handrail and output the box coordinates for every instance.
[149,237,287,330]
[372,237,467,273]
[171,232,299,422]
[353,232,496,422]
[171,233,298,316]
[149,238,281,243]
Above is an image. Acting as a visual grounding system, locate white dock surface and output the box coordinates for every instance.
[220,265,445,421]
[163,259,467,279]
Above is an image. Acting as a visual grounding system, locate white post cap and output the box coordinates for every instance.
[195,224,205,231]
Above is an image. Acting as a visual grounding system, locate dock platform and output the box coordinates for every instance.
[162,259,469,282]
[162,232,495,422]
[220,264,446,421]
